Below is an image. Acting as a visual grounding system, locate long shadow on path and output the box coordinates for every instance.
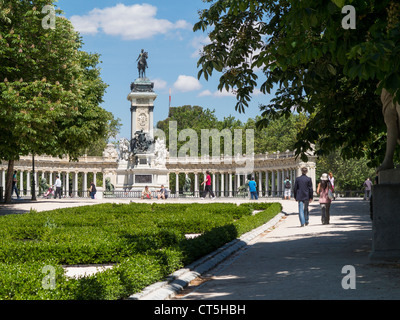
[182,199,400,300]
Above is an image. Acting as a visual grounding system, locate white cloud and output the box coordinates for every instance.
[173,75,202,92]
[198,90,212,97]
[69,16,99,35]
[198,89,235,98]
[214,89,236,97]
[251,88,264,96]
[70,4,191,40]
[198,88,263,98]
[152,78,167,91]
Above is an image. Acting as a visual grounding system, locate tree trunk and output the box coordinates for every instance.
[4,159,14,204]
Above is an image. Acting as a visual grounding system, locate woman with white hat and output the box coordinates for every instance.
[317,173,334,224]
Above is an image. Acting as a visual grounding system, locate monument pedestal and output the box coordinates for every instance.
[369,169,400,263]
[116,152,169,191]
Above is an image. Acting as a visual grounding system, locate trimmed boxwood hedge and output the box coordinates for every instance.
[0,202,282,300]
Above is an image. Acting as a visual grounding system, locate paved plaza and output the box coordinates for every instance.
[1,197,400,300]
[178,199,400,300]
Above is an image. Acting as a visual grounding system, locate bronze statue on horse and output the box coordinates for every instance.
[137,49,148,78]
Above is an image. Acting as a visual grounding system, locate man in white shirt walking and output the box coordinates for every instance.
[54,176,62,199]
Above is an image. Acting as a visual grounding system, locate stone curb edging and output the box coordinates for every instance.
[128,212,286,300]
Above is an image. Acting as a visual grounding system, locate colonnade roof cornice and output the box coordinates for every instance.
[0,154,118,172]
[0,151,316,174]
[166,153,316,172]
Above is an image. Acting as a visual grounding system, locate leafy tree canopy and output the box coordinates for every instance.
[194,0,400,166]
[0,0,119,202]
[0,0,118,161]
[156,105,305,155]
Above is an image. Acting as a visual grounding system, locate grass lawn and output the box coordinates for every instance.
[0,202,282,300]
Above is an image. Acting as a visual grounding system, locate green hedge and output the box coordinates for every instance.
[179,202,282,263]
[0,202,282,300]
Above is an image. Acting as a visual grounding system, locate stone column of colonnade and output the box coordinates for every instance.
[0,168,102,198]
[169,168,301,199]
[258,168,299,198]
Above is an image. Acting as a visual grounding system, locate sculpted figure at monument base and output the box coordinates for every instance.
[378,88,400,172]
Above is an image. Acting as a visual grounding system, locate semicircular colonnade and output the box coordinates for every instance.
[0,148,316,199]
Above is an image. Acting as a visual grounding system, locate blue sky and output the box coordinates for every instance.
[55,0,272,140]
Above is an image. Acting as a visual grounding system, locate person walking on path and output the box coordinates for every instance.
[12,171,21,199]
[53,176,62,199]
[293,167,313,227]
[201,171,215,199]
[283,176,291,200]
[363,177,373,201]
[89,182,97,199]
[317,173,334,225]
[248,177,258,200]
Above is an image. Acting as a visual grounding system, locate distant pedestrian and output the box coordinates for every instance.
[89,182,97,199]
[283,176,291,200]
[141,186,152,199]
[317,173,334,225]
[363,177,373,201]
[157,185,168,200]
[201,171,215,199]
[293,167,313,227]
[12,171,21,199]
[248,177,258,200]
[54,175,62,199]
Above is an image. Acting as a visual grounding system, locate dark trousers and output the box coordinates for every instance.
[12,183,19,198]
[54,187,62,199]
[202,185,215,198]
[320,202,331,224]
[250,191,258,200]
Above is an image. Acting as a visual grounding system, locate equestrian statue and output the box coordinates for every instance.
[136,49,148,78]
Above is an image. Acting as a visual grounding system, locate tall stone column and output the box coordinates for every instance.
[34,171,39,194]
[93,172,97,187]
[229,172,233,197]
[212,174,216,193]
[271,171,275,197]
[26,171,31,194]
[83,172,88,198]
[20,171,24,195]
[220,173,225,198]
[65,172,69,197]
[0,170,4,190]
[175,172,179,196]
[277,170,282,197]
[194,173,199,197]
[74,172,78,197]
